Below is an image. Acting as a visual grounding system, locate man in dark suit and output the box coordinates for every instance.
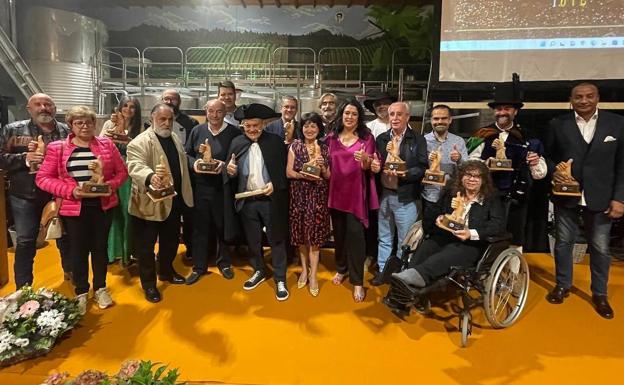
[264,95,298,143]
[544,82,624,319]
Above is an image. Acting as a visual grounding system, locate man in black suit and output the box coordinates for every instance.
[544,82,624,319]
[264,95,298,143]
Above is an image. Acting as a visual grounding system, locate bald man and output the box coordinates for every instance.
[0,93,72,288]
[185,99,241,284]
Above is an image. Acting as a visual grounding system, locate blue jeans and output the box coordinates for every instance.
[9,195,71,288]
[554,205,612,296]
[377,190,418,271]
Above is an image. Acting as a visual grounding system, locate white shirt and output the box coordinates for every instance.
[208,121,228,136]
[574,109,599,205]
[367,118,391,139]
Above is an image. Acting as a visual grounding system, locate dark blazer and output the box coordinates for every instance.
[375,127,428,202]
[176,112,199,143]
[544,110,624,212]
[424,189,506,244]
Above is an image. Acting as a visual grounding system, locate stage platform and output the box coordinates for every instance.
[1,245,622,385]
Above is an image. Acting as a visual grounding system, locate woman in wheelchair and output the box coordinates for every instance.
[392,160,505,289]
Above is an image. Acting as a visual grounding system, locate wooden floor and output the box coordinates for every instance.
[0,244,623,385]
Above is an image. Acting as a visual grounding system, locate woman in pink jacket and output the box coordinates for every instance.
[36,105,128,314]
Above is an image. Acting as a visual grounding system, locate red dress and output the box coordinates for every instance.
[289,139,331,247]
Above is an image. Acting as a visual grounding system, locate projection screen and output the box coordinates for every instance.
[439,0,624,82]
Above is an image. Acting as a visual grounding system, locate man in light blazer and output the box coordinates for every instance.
[544,82,624,319]
[127,103,194,303]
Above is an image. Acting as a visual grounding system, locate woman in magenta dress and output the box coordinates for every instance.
[326,98,381,302]
[287,112,331,297]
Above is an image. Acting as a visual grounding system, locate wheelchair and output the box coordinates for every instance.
[382,228,530,347]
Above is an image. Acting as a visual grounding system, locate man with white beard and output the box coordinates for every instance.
[318,92,338,130]
[0,93,72,288]
[126,103,194,303]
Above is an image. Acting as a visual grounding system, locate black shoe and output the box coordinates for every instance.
[370,273,385,287]
[219,266,235,280]
[185,271,204,285]
[243,270,266,290]
[144,287,161,303]
[546,285,570,304]
[592,295,614,319]
[159,272,185,284]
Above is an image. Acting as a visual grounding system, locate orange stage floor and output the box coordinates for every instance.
[0,245,623,385]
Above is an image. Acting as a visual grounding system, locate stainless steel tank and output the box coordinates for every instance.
[18,6,108,111]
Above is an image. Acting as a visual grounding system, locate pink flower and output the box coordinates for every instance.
[19,300,40,317]
[42,372,70,385]
[117,360,141,380]
[72,370,108,385]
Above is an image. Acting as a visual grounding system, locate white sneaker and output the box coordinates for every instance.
[76,293,88,315]
[275,281,289,301]
[94,288,113,309]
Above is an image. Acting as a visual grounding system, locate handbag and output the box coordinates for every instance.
[38,141,64,240]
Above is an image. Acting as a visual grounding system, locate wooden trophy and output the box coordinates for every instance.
[29,135,45,174]
[106,109,130,144]
[486,133,513,171]
[284,120,295,143]
[195,139,220,174]
[81,157,111,197]
[384,136,406,173]
[437,192,466,232]
[147,155,177,202]
[422,145,446,185]
[300,140,322,179]
[552,159,581,196]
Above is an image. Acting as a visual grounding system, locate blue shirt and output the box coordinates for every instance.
[422,131,468,203]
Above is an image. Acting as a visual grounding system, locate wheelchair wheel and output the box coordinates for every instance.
[483,248,529,329]
[460,311,471,348]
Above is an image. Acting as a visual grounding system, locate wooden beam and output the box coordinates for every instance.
[259,0,263,7]
[275,0,281,6]
[240,0,246,8]
[294,0,299,8]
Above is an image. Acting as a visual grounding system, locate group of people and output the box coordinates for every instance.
[1,81,622,320]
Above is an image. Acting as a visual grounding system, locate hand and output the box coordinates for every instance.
[492,138,503,151]
[72,186,84,200]
[605,200,624,219]
[27,140,38,152]
[428,151,438,162]
[214,159,224,174]
[264,182,274,196]
[526,151,539,167]
[435,215,444,227]
[354,143,369,165]
[226,153,237,176]
[314,155,325,168]
[26,151,44,164]
[453,229,471,241]
[371,153,381,173]
[450,144,461,163]
[150,174,163,189]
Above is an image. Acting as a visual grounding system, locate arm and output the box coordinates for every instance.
[470,196,506,239]
[0,124,28,172]
[286,147,301,179]
[403,134,428,183]
[458,139,469,164]
[542,118,558,177]
[185,127,200,166]
[35,142,76,200]
[126,137,155,192]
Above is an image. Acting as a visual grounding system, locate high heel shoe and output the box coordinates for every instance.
[297,272,308,289]
[308,274,319,297]
[353,286,365,303]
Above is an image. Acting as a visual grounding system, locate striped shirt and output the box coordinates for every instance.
[67,146,96,186]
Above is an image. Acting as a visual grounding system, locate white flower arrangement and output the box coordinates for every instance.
[0,287,82,367]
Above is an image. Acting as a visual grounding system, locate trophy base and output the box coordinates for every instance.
[147,185,177,202]
[110,133,130,144]
[552,182,582,197]
[487,157,513,171]
[422,170,446,186]
[385,161,407,172]
[81,183,111,197]
[300,163,321,180]
[196,160,220,174]
[437,214,465,232]
[29,162,41,174]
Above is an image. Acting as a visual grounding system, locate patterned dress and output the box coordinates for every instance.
[289,139,331,247]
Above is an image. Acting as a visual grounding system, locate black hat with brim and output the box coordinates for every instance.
[488,74,524,109]
[234,103,281,122]
[363,91,397,114]
[487,101,524,109]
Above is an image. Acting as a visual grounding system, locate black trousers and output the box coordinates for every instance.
[132,210,181,290]
[408,235,482,285]
[62,205,112,295]
[506,197,527,246]
[192,191,230,272]
[331,209,366,286]
[240,199,287,282]
[182,205,194,258]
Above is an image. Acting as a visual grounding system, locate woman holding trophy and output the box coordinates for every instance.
[36,106,128,314]
[100,96,143,265]
[286,112,331,297]
[392,160,504,288]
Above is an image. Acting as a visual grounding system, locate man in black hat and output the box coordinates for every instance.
[364,91,397,138]
[224,103,290,301]
[468,86,546,248]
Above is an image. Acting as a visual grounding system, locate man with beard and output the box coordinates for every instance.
[218,81,239,127]
[161,89,198,261]
[422,104,468,222]
[224,103,290,301]
[185,99,241,284]
[265,95,298,143]
[364,91,396,138]
[318,92,337,130]
[469,88,546,247]
[127,103,194,303]
[0,93,71,288]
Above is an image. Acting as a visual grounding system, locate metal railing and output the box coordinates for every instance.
[185,46,228,90]
[0,25,43,99]
[318,47,362,90]
[141,46,184,87]
[271,47,316,87]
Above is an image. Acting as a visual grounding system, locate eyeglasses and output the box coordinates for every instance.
[73,120,94,128]
[463,172,482,179]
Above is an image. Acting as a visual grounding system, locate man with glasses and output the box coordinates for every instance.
[0,93,72,288]
[265,95,298,144]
